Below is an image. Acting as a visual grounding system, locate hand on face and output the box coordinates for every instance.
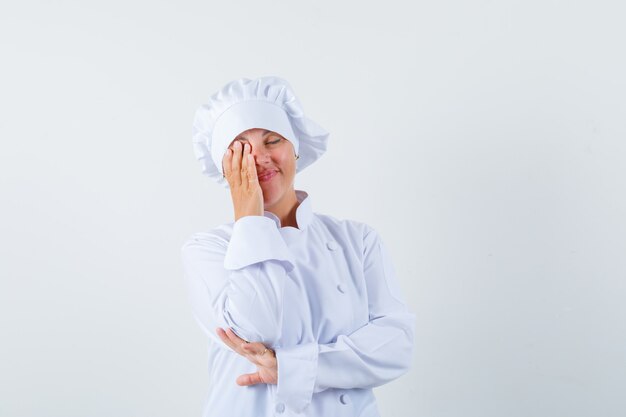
[216,327,278,386]
[222,140,264,221]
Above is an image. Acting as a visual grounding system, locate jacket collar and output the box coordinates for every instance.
[263,189,312,230]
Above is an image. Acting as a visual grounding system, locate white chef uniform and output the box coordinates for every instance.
[181,189,415,417]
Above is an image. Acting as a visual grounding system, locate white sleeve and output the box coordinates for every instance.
[275,226,415,412]
[181,215,294,347]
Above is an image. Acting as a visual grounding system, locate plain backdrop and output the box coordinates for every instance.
[1,1,625,416]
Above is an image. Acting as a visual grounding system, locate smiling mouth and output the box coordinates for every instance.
[258,170,277,182]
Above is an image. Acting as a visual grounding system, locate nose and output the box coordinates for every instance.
[250,145,270,163]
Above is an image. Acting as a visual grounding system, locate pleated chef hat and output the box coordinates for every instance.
[192,76,329,188]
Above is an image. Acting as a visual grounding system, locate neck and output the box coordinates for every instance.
[266,189,299,229]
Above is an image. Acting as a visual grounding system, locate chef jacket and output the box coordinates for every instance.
[181,190,415,417]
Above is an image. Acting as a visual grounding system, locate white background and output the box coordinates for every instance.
[1,1,625,416]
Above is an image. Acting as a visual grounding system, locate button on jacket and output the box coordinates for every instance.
[181,190,415,417]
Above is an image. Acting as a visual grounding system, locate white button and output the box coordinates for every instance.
[326,241,338,250]
[336,284,345,293]
[339,393,350,405]
[275,403,285,413]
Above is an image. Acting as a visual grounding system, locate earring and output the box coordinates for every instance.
[295,154,300,160]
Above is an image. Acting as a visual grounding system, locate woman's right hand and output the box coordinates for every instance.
[222,140,264,221]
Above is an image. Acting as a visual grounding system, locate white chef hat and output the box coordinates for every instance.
[192,76,329,188]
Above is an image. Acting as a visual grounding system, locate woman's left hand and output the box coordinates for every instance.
[216,327,278,386]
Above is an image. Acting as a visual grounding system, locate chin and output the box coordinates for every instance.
[261,182,288,209]
[262,193,281,209]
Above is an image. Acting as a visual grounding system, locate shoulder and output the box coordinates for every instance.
[313,212,379,246]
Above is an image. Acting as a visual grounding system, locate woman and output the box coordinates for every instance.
[181,76,415,416]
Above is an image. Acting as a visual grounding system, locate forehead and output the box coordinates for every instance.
[236,128,272,138]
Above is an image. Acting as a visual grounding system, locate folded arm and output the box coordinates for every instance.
[181,215,293,347]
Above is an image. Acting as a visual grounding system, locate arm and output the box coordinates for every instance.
[181,214,293,347]
[274,226,415,412]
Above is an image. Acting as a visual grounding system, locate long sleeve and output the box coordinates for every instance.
[275,226,415,412]
[181,215,294,346]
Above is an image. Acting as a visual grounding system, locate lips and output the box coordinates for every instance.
[258,170,278,182]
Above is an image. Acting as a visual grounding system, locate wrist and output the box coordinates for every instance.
[235,211,264,221]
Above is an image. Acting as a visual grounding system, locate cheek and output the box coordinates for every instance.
[274,151,296,173]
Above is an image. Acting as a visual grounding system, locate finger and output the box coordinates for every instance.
[241,342,267,356]
[246,151,259,188]
[236,372,264,386]
[225,327,248,347]
[230,140,242,186]
[216,328,241,353]
[241,143,250,190]
[241,343,276,367]
[222,148,232,180]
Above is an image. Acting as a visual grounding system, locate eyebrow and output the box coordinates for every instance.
[235,130,272,142]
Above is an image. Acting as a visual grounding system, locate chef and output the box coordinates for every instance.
[182,76,415,416]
